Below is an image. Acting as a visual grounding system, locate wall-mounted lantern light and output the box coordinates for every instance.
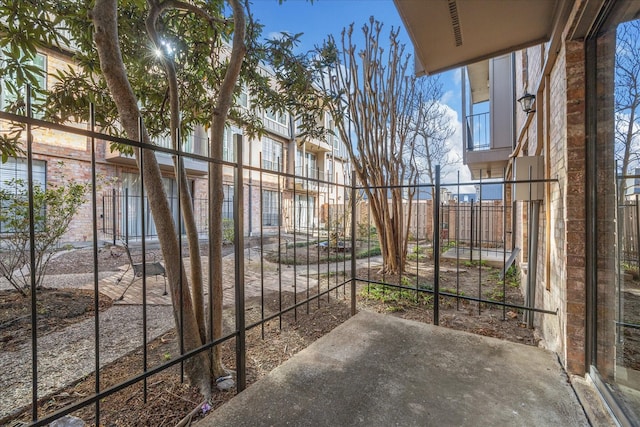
[517,93,536,114]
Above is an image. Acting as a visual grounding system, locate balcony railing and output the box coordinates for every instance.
[262,158,281,172]
[466,112,490,151]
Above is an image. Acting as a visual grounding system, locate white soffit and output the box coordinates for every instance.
[394,0,561,75]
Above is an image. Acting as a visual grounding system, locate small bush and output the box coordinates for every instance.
[361,283,432,307]
[0,174,89,295]
[222,219,234,243]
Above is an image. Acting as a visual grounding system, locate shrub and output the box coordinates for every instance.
[222,218,234,243]
[0,175,88,295]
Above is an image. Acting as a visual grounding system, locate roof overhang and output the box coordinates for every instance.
[467,60,490,104]
[394,0,567,75]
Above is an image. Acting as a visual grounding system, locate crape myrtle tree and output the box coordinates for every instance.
[4,0,333,399]
[319,18,421,275]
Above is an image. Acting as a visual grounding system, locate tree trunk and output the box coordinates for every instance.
[208,0,247,379]
[92,0,211,398]
[146,0,207,346]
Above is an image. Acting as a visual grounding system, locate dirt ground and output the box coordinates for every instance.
[3,247,537,426]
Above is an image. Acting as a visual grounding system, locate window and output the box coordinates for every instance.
[295,149,316,179]
[265,109,288,126]
[306,152,317,178]
[592,11,640,423]
[265,109,277,122]
[294,194,315,230]
[262,137,282,171]
[154,134,172,149]
[120,173,193,238]
[262,190,280,226]
[152,131,199,154]
[223,126,242,162]
[0,157,46,233]
[238,86,248,109]
[222,184,234,220]
[278,112,288,126]
[0,53,47,117]
[0,157,46,188]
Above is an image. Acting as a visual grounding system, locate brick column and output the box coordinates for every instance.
[594,29,617,380]
[565,39,587,375]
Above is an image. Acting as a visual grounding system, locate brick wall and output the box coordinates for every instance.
[541,41,569,365]
[513,8,588,375]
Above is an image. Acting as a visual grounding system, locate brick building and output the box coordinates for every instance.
[0,46,351,245]
[396,0,640,423]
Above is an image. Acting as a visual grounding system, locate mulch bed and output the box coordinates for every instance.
[0,288,112,351]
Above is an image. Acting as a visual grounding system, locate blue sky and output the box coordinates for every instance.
[249,0,462,114]
[249,0,470,184]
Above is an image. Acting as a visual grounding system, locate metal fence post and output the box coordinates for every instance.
[634,194,640,269]
[470,200,474,262]
[90,103,101,423]
[351,170,357,316]
[124,187,129,244]
[233,133,246,391]
[26,84,39,422]
[434,165,441,326]
[112,187,117,245]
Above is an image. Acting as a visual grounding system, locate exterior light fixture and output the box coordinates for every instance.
[517,93,536,114]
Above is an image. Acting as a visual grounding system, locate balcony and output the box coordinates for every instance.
[297,134,332,153]
[462,56,515,180]
[463,109,512,179]
[3,110,610,427]
[466,112,490,151]
[292,166,324,193]
[105,133,209,175]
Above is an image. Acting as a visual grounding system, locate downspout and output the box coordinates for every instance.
[511,53,517,251]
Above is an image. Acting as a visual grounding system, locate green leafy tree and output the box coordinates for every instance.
[0,174,88,296]
[0,0,69,161]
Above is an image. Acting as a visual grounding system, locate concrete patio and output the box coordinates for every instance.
[198,311,590,426]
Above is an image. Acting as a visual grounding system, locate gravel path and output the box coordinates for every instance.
[0,302,174,421]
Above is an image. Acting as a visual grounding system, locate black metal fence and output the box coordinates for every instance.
[442,200,510,248]
[0,106,556,426]
[620,194,640,269]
